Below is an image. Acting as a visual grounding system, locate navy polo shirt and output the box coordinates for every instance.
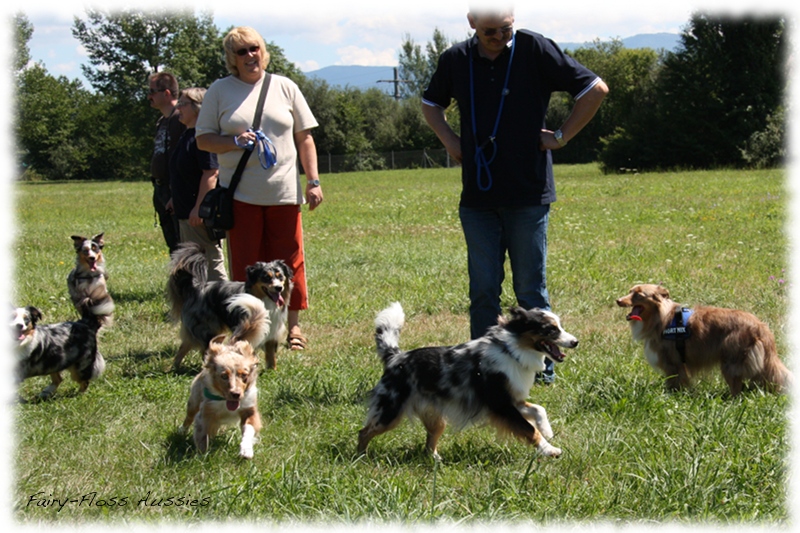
[423,30,600,208]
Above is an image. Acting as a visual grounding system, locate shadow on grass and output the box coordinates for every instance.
[108,288,170,308]
[163,428,196,464]
[338,437,524,467]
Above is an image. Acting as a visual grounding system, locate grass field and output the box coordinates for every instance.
[10,164,791,526]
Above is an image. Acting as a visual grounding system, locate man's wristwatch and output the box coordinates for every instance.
[307,179,320,187]
[554,129,567,147]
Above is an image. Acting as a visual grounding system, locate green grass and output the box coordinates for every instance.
[11,164,790,525]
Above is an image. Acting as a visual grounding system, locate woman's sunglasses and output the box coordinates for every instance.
[236,45,260,56]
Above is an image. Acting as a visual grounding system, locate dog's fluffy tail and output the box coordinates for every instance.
[227,293,270,348]
[374,302,404,366]
[75,298,115,328]
[757,328,794,392]
[167,242,208,322]
[78,305,109,333]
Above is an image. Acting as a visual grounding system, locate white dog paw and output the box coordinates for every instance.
[239,424,256,459]
[538,440,562,458]
[239,444,254,459]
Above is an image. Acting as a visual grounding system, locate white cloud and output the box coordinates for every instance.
[51,61,78,75]
[298,60,321,72]
[335,46,398,66]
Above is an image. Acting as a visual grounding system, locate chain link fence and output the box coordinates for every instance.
[315,148,460,174]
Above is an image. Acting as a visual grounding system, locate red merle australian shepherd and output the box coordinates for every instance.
[357,303,578,460]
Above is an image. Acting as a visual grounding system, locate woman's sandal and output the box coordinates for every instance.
[287,332,308,351]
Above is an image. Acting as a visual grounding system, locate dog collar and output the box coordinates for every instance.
[203,388,225,402]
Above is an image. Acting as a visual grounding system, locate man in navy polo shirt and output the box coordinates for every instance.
[422,8,608,382]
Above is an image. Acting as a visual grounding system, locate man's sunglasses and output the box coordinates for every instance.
[483,26,513,37]
[236,45,260,56]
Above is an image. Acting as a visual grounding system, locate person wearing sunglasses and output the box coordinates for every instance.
[422,8,608,383]
[196,26,322,353]
[148,71,185,254]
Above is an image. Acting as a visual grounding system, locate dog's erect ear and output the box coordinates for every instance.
[502,306,541,335]
[205,334,228,361]
[245,264,259,284]
[279,260,294,281]
[507,306,527,319]
[26,306,42,324]
[92,233,105,248]
[232,339,256,358]
[655,286,670,301]
[209,334,227,348]
[70,235,86,251]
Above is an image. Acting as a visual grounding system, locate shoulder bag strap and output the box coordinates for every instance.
[227,73,272,193]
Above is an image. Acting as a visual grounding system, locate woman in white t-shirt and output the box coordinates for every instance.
[196,26,323,353]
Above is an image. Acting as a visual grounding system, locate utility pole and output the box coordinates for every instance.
[377,67,412,100]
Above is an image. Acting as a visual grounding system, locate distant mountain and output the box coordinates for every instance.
[305,33,681,92]
[559,32,681,52]
[305,65,399,93]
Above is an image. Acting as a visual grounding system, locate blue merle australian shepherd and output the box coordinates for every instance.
[11,306,106,401]
[357,303,578,460]
[167,242,293,371]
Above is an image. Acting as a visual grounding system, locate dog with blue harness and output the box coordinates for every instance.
[617,284,791,396]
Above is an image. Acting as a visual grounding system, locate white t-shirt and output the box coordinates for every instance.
[196,73,319,206]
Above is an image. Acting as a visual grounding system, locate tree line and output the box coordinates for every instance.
[14,10,786,181]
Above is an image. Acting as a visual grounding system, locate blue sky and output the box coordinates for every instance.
[13,0,728,87]
[17,0,795,89]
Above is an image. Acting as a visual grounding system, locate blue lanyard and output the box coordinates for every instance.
[469,33,516,192]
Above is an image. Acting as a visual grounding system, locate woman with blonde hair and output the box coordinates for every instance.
[196,26,323,352]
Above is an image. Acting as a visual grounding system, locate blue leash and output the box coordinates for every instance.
[245,128,278,169]
[469,33,516,192]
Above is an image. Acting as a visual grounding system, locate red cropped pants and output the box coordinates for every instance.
[226,201,308,311]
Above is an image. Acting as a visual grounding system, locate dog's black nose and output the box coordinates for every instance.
[570,339,579,348]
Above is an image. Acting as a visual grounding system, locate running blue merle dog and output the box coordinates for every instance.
[357,303,578,460]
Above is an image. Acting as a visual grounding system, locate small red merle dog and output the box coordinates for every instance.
[357,303,578,460]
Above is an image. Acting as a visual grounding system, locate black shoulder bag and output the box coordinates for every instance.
[199,73,272,237]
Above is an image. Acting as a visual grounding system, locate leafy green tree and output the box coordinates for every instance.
[599,13,786,171]
[398,28,452,98]
[550,40,662,163]
[72,9,237,180]
[13,12,33,74]
[16,64,112,180]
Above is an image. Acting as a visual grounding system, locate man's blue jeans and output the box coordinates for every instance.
[459,204,555,381]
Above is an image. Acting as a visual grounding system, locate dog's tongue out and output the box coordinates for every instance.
[270,292,285,307]
[542,341,566,363]
[226,400,240,411]
[627,306,644,321]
